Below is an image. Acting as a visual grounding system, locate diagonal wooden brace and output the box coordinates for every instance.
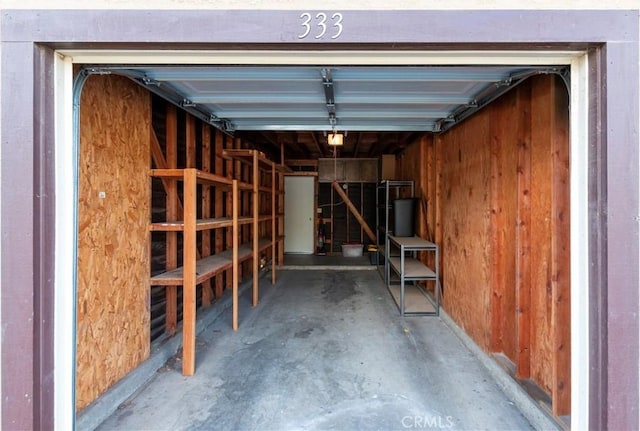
[331,181,376,243]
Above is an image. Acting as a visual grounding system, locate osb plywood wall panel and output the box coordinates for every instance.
[76,75,151,410]
[440,112,492,350]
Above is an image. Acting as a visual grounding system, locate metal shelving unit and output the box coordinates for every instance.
[375,180,414,282]
[385,235,440,316]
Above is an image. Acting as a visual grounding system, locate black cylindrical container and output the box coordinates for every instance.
[393,198,418,237]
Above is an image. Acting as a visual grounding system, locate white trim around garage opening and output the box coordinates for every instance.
[54,49,590,431]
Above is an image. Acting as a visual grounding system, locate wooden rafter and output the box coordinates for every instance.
[310,131,325,158]
[352,132,362,158]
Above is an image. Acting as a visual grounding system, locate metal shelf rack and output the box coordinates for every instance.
[375,180,414,282]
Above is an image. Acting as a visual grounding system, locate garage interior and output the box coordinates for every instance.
[75,61,570,429]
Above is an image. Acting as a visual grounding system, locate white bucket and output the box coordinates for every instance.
[341,243,363,257]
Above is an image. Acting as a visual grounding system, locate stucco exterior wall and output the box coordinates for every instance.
[1,0,639,8]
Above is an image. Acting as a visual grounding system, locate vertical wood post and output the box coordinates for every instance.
[239,139,249,278]
[271,165,277,284]
[346,183,350,240]
[224,135,234,291]
[279,143,285,264]
[314,175,319,251]
[201,125,213,306]
[182,169,197,376]
[165,105,178,335]
[214,130,224,298]
[489,112,506,352]
[185,115,196,167]
[434,136,443,279]
[232,179,239,331]
[330,181,334,253]
[252,152,260,306]
[516,93,532,379]
[551,78,571,416]
[360,183,364,244]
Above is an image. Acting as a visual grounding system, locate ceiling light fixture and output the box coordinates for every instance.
[327,132,343,146]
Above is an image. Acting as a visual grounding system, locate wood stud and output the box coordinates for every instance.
[515,83,532,379]
[550,77,571,416]
[201,125,213,306]
[165,105,178,336]
[214,130,224,298]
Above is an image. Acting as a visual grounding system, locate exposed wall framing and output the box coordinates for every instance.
[150,99,270,342]
[317,182,376,253]
[76,75,151,410]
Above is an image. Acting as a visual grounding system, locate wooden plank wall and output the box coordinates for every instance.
[529,79,553,391]
[404,75,570,417]
[397,135,438,274]
[397,136,430,241]
[76,75,151,410]
[440,112,493,349]
[549,76,571,417]
[488,88,519,362]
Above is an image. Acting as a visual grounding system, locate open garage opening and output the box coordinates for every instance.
[61,49,588,429]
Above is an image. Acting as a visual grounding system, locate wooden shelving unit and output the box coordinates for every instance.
[149,153,281,376]
[223,149,280,301]
[149,168,252,376]
[274,160,290,264]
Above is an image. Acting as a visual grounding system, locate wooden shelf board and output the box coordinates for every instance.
[236,216,254,226]
[150,241,262,286]
[149,168,256,192]
[149,168,189,179]
[277,164,294,173]
[150,216,253,232]
[257,238,273,252]
[223,149,275,170]
[151,251,233,286]
[195,170,234,186]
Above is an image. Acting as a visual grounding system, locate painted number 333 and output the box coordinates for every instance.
[298,12,344,40]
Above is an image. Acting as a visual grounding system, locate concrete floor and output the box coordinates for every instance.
[97,269,536,431]
[282,253,374,269]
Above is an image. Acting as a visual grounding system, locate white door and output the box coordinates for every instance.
[284,176,315,254]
